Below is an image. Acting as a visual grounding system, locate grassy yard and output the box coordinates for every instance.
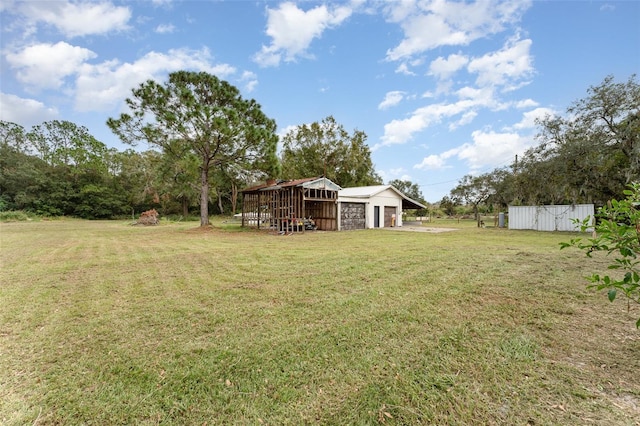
[1,218,638,425]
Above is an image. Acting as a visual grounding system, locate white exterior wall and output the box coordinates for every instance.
[366,189,402,228]
[338,188,403,229]
[508,204,594,232]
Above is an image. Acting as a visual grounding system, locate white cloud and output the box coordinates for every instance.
[253,2,353,67]
[155,23,175,34]
[448,110,477,130]
[382,0,416,23]
[377,35,536,151]
[74,48,236,112]
[378,167,414,185]
[0,0,15,14]
[240,71,258,93]
[276,124,299,155]
[376,97,490,149]
[467,37,534,89]
[415,129,531,172]
[385,0,531,61]
[0,92,58,127]
[395,63,416,76]
[389,167,407,176]
[414,154,448,170]
[414,147,459,170]
[394,57,426,76]
[387,13,467,61]
[6,42,97,90]
[428,53,469,79]
[151,0,174,6]
[509,107,555,130]
[514,99,538,109]
[18,1,131,37]
[378,91,405,110]
[5,41,243,113]
[277,124,298,140]
[455,86,501,109]
[457,129,530,171]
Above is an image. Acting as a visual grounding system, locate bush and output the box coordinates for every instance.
[561,183,640,328]
[0,210,34,222]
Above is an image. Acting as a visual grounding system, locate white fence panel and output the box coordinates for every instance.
[508,204,594,232]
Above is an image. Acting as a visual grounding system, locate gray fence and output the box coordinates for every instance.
[508,204,594,232]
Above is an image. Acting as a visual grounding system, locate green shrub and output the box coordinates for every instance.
[0,210,33,222]
[561,183,640,327]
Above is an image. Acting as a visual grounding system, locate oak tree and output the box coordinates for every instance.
[280,116,381,187]
[512,75,639,206]
[451,173,499,227]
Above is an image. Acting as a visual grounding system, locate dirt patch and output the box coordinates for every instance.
[383,226,458,233]
[183,225,220,233]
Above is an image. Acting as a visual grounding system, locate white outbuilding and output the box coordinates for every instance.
[337,185,426,230]
[508,204,595,232]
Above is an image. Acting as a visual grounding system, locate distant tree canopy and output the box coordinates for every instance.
[107,71,279,226]
[447,74,639,216]
[387,179,425,203]
[387,179,428,216]
[280,116,381,188]
[4,75,636,222]
[508,75,639,206]
[0,120,128,218]
[450,172,504,227]
[0,118,263,219]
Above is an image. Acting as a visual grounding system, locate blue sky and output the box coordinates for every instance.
[1,0,639,202]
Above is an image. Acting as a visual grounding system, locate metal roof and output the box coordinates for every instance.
[338,185,427,209]
[242,176,342,193]
[338,185,390,198]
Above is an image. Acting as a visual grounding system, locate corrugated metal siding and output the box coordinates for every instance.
[508,204,594,232]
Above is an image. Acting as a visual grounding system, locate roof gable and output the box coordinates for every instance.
[338,185,426,209]
[242,176,341,193]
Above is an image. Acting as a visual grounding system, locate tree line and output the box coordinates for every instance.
[3,72,634,224]
[446,74,639,226]
[0,72,382,223]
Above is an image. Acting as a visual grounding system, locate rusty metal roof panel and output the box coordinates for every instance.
[279,177,322,188]
[241,182,272,192]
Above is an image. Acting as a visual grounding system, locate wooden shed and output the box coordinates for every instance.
[241,177,341,233]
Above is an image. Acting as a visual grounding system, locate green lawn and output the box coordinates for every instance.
[1,219,638,425]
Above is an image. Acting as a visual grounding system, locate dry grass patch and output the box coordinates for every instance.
[1,219,638,425]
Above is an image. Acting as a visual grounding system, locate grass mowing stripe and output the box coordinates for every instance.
[1,219,638,425]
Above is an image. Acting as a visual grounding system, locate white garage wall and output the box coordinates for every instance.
[367,190,402,228]
[338,188,403,229]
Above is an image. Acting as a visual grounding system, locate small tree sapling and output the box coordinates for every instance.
[560,183,640,328]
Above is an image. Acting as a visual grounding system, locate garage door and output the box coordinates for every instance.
[340,202,366,230]
[384,206,396,227]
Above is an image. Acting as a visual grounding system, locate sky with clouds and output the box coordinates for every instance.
[1,0,638,201]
